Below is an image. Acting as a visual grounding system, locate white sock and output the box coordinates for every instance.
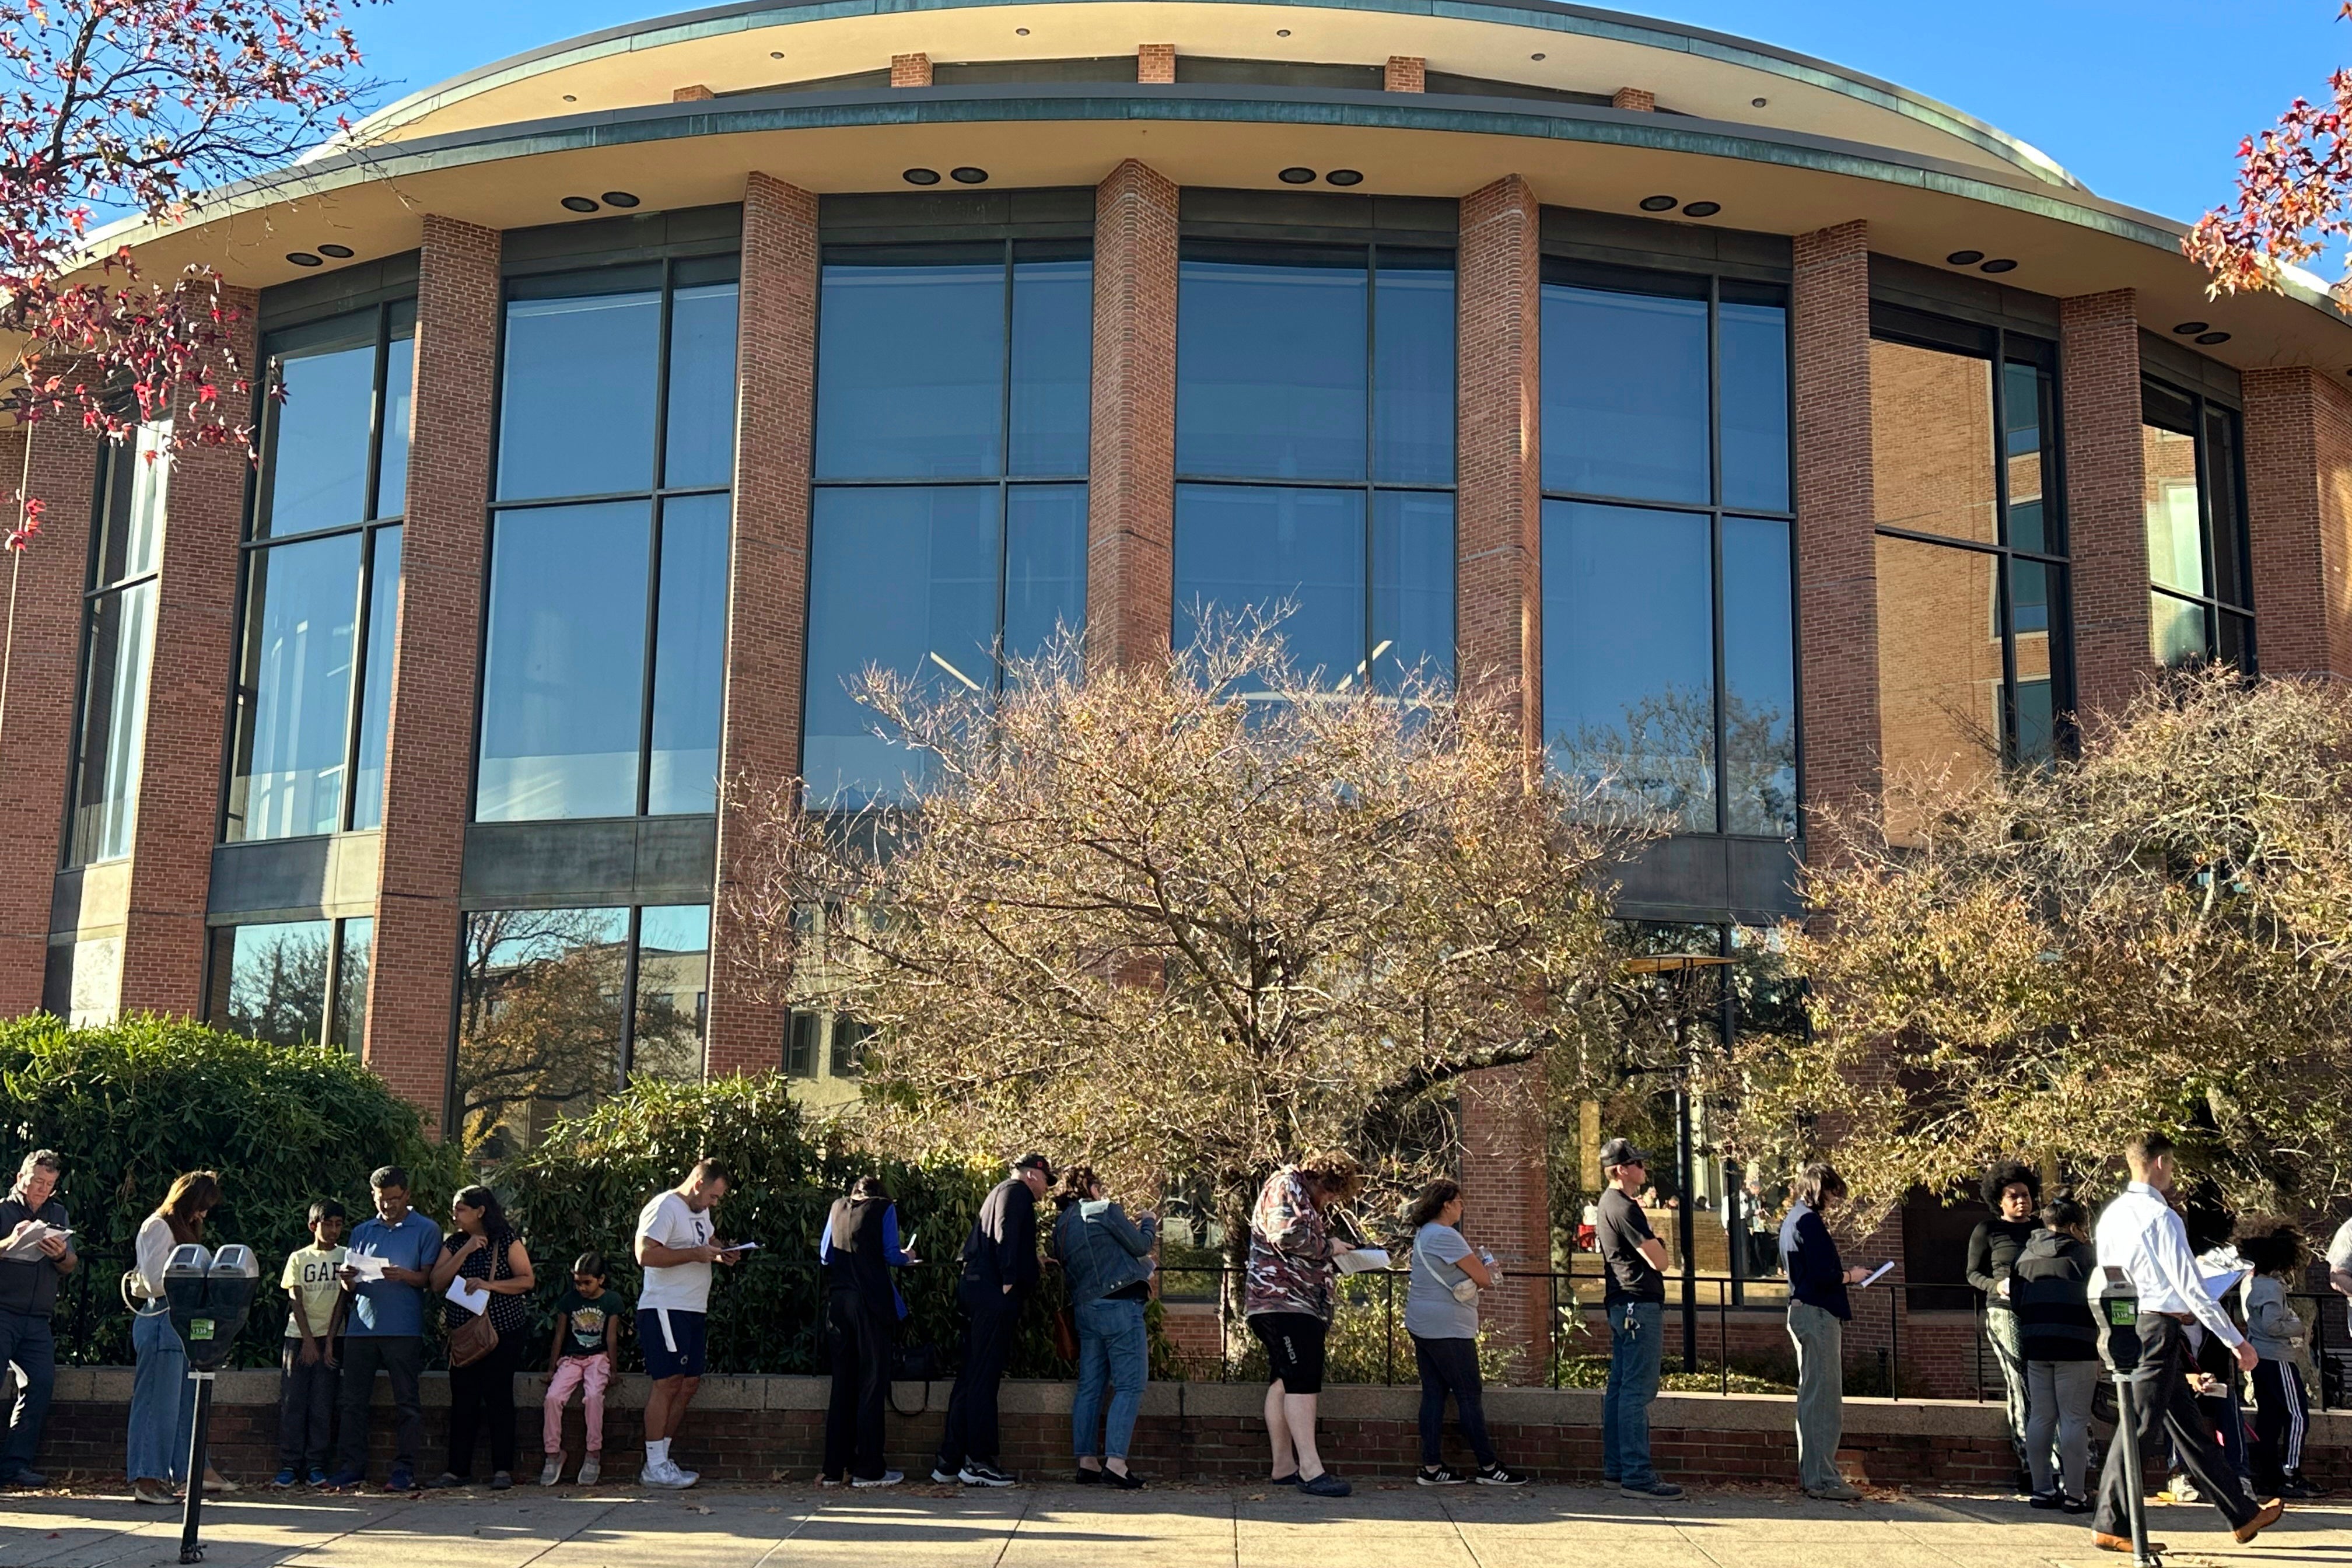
[647,1438,670,1467]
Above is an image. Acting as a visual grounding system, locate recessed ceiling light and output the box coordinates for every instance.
[1276,27,1290,36]
[286,252,323,268]
[769,51,783,59]
[1639,195,1677,212]
[951,166,989,184]
[2172,321,2209,335]
[1530,52,1546,60]
[1682,201,1720,218]
[1278,166,1316,184]
[2196,331,2232,345]
[1751,97,1768,107]
[1015,26,1028,34]
[1979,258,2018,274]
[562,94,577,103]
[902,167,942,186]
[316,243,355,258]
[601,191,640,208]
[1945,250,1985,265]
[561,195,600,212]
[1325,169,1363,187]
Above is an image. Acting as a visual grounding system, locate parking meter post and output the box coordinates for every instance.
[2111,1371,2158,1567]
[177,1371,215,1563]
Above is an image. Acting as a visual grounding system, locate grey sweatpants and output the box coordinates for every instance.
[1788,1301,1845,1494]
[2025,1357,2097,1499]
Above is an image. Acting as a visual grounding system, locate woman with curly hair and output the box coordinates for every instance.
[1967,1158,2041,1490]
[1244,1150,1365,1499]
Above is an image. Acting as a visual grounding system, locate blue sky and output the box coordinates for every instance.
[346,0,2344,225]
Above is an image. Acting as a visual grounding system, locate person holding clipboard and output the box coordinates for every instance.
[1779,1163,1878,1501]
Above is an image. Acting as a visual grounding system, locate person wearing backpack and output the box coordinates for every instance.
[1404,1178,1527,1488]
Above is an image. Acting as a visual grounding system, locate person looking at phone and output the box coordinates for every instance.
[1779,1163,1875,1502]
[632,1157,742,1489]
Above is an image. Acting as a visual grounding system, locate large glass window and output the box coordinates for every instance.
[205,916,372,1049]
[1540,266,1794,835]
[2143,379,2252,668]
[226,303,414,842]
[451,903,709,1161]
[66,424,169,865]
[1870,310,2067,834]
[805,242,1091,805]
[1172,242,1454,690]
[477,261,737,821]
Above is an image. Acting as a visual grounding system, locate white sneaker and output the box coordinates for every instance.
[852,1471,904,1488]
[670,1465,700,1489]
[578,1455,600,1486]
[540,1455,562,1488]
[639,1461,670,1488]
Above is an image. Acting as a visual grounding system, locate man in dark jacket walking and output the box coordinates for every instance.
[932,1153,1052,1487]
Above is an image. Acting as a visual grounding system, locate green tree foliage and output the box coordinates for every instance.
[0,1014,458,1366]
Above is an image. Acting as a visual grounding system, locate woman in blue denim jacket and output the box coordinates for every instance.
[1051,1166,1157,1488]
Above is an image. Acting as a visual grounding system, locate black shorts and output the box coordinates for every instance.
[1250,1312,1329,1395]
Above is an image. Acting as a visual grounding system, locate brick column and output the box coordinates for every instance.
[117,291,258,1016]
[1611,87,1657,113]
[1453,174,1549,1379]
[2060,290,2150,718]
[1384,56,1425,93]
[365,215,499,1129]
[706,173,818,1078]
[1086,159,1178,671]
[2242,366,2352,680]
[890,54,931,88]
[1138,44,1175,84]
[1792,221,1880,830]
[0,423,97,1014]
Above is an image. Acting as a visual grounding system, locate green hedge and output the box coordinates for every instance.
[0,1014,459,1367]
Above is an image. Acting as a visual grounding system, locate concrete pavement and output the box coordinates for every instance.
[0,1480,2342,1568]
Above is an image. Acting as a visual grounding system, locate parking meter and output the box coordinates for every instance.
[2093,1266,2159,1566]
[162,1244,259,1564]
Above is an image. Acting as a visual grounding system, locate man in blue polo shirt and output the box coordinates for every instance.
[323,1166,441,1492]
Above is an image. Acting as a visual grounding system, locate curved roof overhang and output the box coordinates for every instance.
[88,85,2352,373]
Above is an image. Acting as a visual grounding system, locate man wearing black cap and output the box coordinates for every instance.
[1597,1138,1682,1499]
[932,1153,1053,1486]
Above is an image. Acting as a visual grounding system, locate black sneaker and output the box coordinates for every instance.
[1479,1464,1532,1488]
[1417,1466,1468,1486]
[930,1464,961,1484]
[959,1462,1017,1488]
[1618,1478,1678,1497]
[1298,1472,1352,1498]
[2280,1474,2327,1500]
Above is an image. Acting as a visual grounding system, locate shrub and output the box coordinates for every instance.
[0,1014,459,1366]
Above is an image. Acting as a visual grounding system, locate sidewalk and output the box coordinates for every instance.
[0,1480,2341,1568]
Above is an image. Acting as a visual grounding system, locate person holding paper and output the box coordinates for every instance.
[1403,1178,1525,1488]
[324,1166,442,1493]
[1244,1149,1364,1499]
[1052,1166,1157,1489]
[2087,1132,2281,1552]
[1596,1139,1678,1499]
[0,1150,75,1489]
[1966,1160,2042,1492]
[932,1153,1052,1488]
[634,1156,741,1489]
[428,1186,536,1490]
[1779,1163,1874,1502]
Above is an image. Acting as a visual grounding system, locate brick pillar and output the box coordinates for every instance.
[1453,173,1549,1380]
[1612,87,1657,113]
[1138,43,1175,84]
[2060,290,2150,718]
[1792,221,1880,830]
[2242,366,2352,680]
[0,423,97,1014]
[890,53,931,88]
[1086,159,1178,671]
[117,291,258,1016]
[365,215,499,1130]
[707,174,817,1079]
[1384,56,1425,93]
[673,84,714,102]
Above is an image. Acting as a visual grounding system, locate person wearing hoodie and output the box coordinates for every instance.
[2238,1217,2325,1499]
[2012,1193,2098,1511]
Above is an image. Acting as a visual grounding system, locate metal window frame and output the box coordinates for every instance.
[2141,375,2256,671]
[200,912,369,1052]
[60,428,170,869]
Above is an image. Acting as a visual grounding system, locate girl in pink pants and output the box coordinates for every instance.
[541,1252,626,1485]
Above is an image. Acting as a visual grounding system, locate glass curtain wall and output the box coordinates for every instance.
[804,240,1091,806]
[225,302,415,842]
[1868,309,2068,838]
[2142,378,2253,667]
[1539,265,1795,836]
[66,424,170,864]
[205,916,374,1048]
[476,259,737,822]
[451,903,710,1160]
[1172,240,1455,691]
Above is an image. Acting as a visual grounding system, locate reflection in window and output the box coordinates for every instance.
[806,242,1091,806]
[1173,242,1454,690]
[2142,379,2252,667]
[206,915,372,1049]
[478,261,737,821]
[1538,266,1794,836]
[452,903,709,1161]
[228,302,412,842]
[68,424,169,865]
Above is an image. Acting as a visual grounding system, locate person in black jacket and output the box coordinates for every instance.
[819,1177,918,1488]
[1967,1159,2041,1490]
[2013,1192,2098,1511]
[1779,1163,1874,1501]
[930,1153,1052,1488]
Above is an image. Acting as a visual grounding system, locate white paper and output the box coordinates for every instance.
[718,1241,760,1254]
[2,1223,70,1260]
[1335,1247,1392,1275]
[343,1252,388,1282]
[1859,1260,1896,1288]
[2202,1265,2248,1302]
[444,1276,489,1315]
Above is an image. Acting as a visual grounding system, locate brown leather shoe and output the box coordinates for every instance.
[2232,1497,2284,1544]
[2092,1532,2164,1553]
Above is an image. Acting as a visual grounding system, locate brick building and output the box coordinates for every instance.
[5,0,2351,1388]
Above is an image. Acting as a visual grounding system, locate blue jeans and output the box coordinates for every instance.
[1071,1297,1147,1461]
[1603,1300,1664,1488]
[0,1309,55,1480]
[129,1310,195,1484]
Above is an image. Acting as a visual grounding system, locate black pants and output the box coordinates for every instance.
[1411,1335,1495,1469]
[936,1287,1019,1471]
[334,1335,424,1479]
[446,1328,524,1479]
[278,1338,341,1472]
[2249,1357,2309,1490]
[2094,1315,2258,1536]
[824,1292,895,1482]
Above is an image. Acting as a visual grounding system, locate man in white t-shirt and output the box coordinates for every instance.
[632,1157,740,1489]
[2328,1216,2352,1341]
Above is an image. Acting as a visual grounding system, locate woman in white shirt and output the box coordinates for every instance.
[128,1171,222,1506]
